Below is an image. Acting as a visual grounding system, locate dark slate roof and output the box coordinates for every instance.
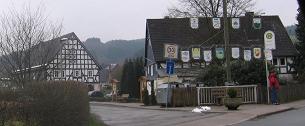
[146,14,297,61]
[28,32,73,67]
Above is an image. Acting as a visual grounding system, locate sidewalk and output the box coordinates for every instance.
[90,99,305,126]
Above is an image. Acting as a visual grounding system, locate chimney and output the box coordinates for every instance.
[245,12,254,17]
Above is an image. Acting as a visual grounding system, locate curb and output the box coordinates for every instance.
[254,107,294,119]
[226,107,294,126]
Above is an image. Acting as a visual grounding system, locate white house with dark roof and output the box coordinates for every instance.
[145,12,298,88]
[0,32,103,90]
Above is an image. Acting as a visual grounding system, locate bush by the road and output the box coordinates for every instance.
[0,81,90,126]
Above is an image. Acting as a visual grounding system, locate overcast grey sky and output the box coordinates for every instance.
[0,0,299,42]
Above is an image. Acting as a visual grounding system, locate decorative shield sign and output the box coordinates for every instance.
[264,30,276,50]
[264,49,273,61]
[232,18,240,29]
[212,18,221,29]
[232,48,240,59]
[253,48,262,59]
[253,18,262,29]
[204,50,212,62]
[215,48,224,59]
[192,48,201,59]
[164,44,178,59]
[244,50,252,61]
[181,51,190,62]
[190,18,199,29]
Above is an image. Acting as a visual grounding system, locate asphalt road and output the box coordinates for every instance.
[234,107,305,126]
[90,104,220,126]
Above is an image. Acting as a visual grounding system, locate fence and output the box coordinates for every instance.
[197,85,257,105]
[171,87,197,107]
[256,83,305,104]
[170,84,305,107]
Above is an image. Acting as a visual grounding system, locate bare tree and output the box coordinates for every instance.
[0,5,62,87]
[168,0,256,17]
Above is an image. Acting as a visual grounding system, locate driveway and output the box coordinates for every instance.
[91,104,220,126]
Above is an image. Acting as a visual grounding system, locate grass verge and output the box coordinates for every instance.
[89,114,107,126]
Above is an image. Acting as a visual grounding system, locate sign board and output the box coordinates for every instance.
[164,44,178,59]
[203,50,212,62]
[232,18,240,29]
[216,48,224,59]
[190,18,199,29]
[212,18,221,29]
[253,48,262,59]
[264,30,276,50]
[192,48,201,59]
[181,51,190,62]
[244,50,252,61]
[264,49,273,60]
[166,60,175,75]
[232,47,240,59]
[253,18,262,29]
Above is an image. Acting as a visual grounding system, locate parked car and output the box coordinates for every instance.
[88,91,104,97]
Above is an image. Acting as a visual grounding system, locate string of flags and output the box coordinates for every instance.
[179,47,272,62]
[190,17,262,29]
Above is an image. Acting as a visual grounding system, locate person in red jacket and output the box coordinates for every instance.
[268,70,280,105]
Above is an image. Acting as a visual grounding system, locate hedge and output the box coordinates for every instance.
[0,81,90,126]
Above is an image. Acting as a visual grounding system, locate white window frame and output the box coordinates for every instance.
[54,70,59,78]
[88,70,93,77]
[74,70,81,77]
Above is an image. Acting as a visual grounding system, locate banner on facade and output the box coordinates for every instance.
[164,44,178,59]
[264,49,273,61]
[215,48,224,59]
[192,48,201,59]
[232,18,240,29]
[204,50,212,62]
[212,18,221,29]
[264,30,276,50]
[253,48,262,59]
[253,18,262,29]
[181,51,190,62]
[232,47,240,59]
[190,18,199,29]
[244,50,252,61]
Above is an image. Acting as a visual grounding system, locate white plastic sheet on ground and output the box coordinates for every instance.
[191,106,211,113]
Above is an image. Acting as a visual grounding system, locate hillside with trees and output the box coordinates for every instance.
[84,38,145,64]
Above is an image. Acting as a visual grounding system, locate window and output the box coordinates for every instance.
[62,71,65,77]
[272,59,278,65]
[54,71,59,78]
[88,70,93,77]
[75,70,80,77]
[280,58,286,66]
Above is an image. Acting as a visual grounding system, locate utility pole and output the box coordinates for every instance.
[223,0,231,82]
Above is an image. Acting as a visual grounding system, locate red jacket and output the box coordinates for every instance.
[268,73,280,89]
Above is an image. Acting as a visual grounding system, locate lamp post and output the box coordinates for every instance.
[223,0,232,82]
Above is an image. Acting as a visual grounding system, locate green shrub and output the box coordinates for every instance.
[142,89,149,105]
[197,64,225,86]
[227,88,237,98]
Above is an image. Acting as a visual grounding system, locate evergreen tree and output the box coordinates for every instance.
[120,57,145,98]
[295,6,305,81]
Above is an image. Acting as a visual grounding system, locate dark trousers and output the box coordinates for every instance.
[270,87,278,104]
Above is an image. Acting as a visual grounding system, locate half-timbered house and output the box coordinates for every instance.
[145,12,298,88]
[0,32,103,90]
